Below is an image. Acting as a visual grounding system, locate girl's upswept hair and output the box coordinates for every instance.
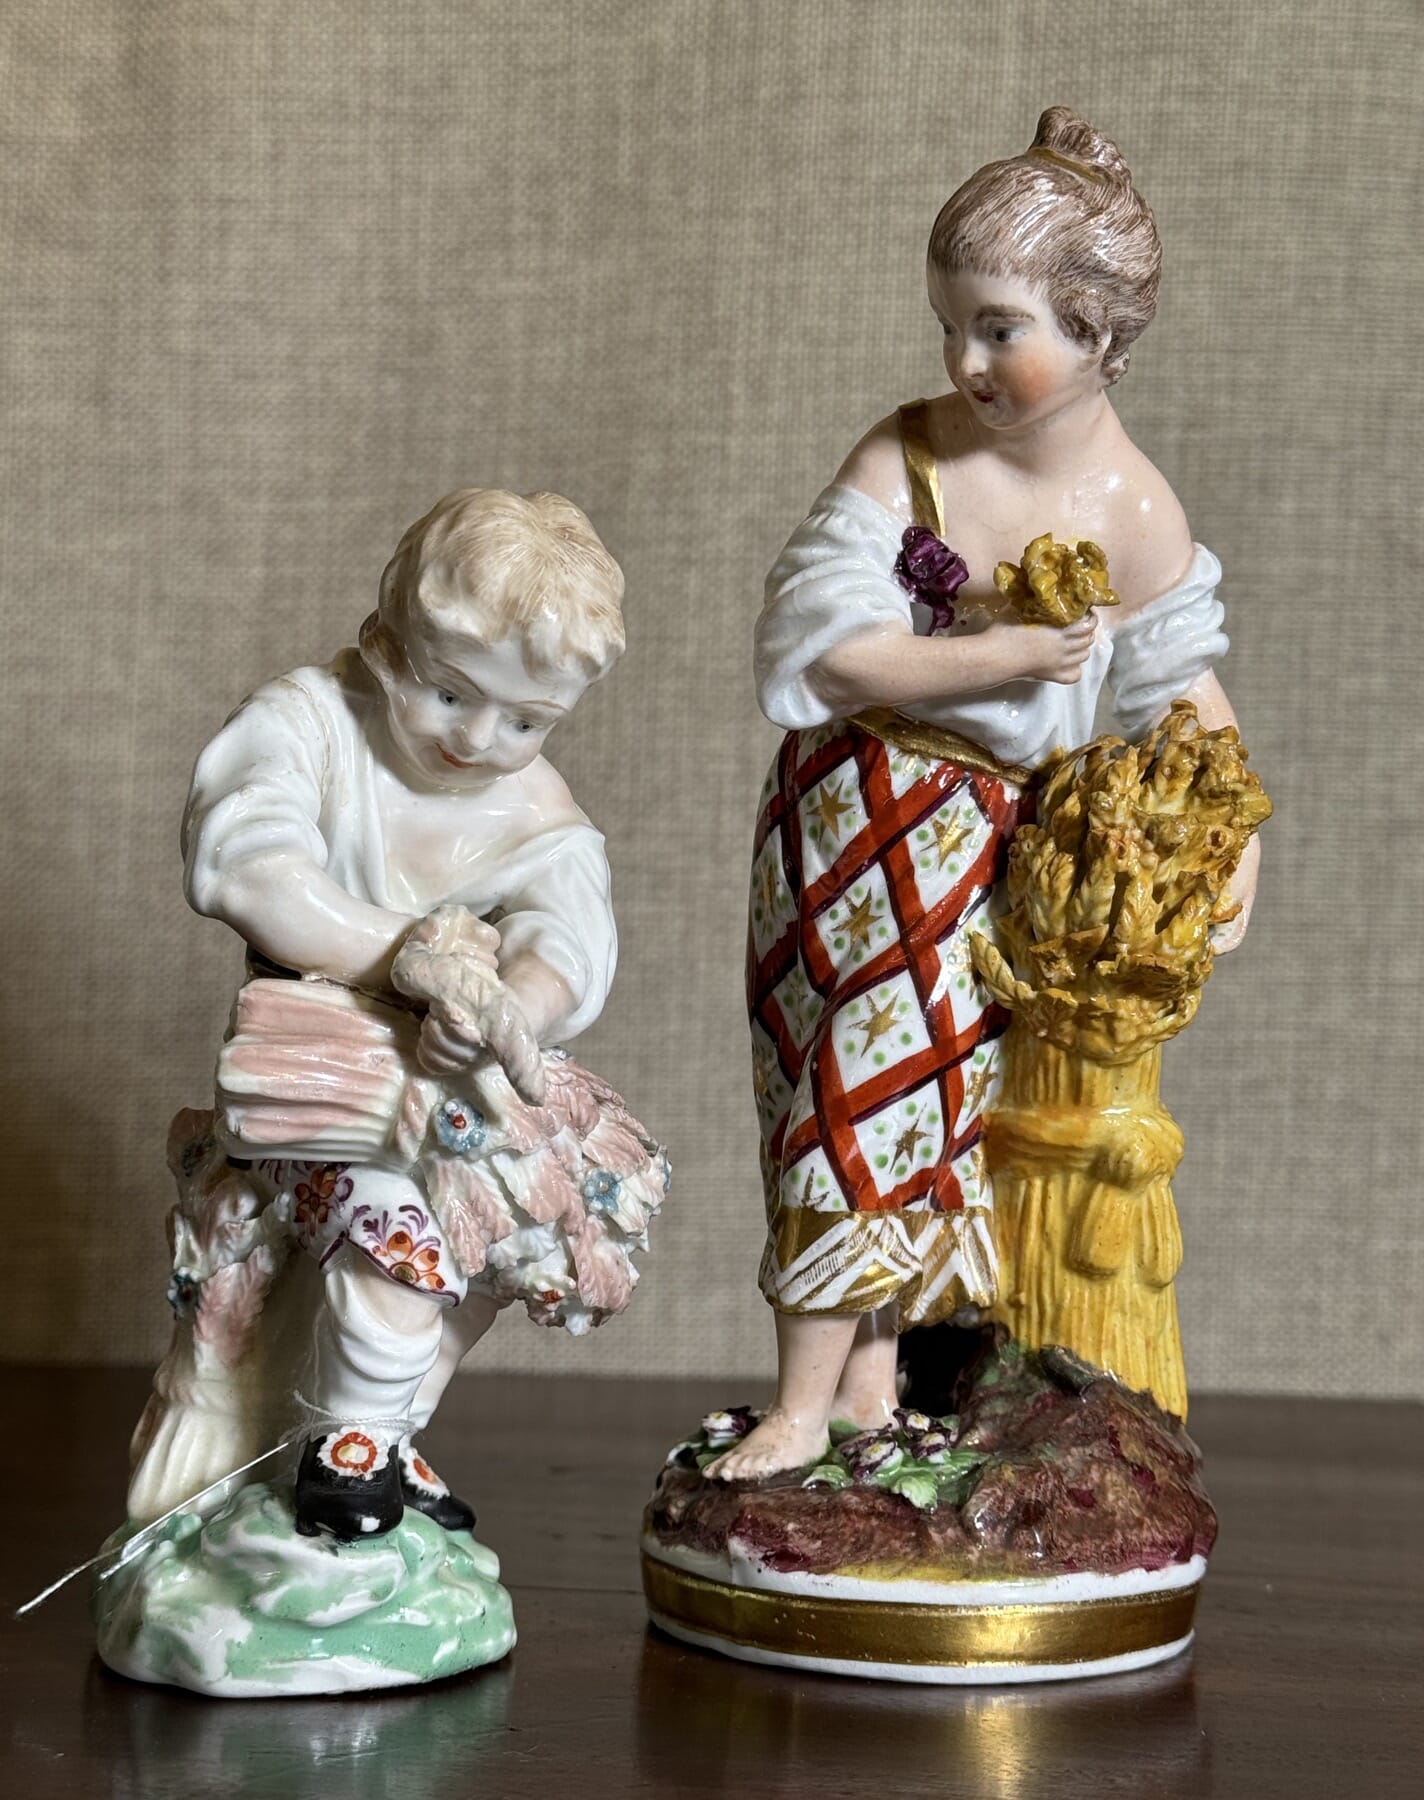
[929,107,1161,385]
[362,488,625,681]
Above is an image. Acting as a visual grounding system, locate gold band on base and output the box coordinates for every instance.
[642,1553,1199,1670]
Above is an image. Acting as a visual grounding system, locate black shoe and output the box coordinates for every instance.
[293,1429,405,1541]
[397,1437,476,1533]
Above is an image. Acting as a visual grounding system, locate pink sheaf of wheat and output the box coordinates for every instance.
[582,1114,652,1178]
[540,1058,602,1137]
[426,1158,514,1276]
[193,1246,281,1368]
[491,1144,584,1231]
[568,1216,635,1316]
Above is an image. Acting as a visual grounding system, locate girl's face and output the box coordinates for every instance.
[927,267,1107,432]
[371,625,589,790]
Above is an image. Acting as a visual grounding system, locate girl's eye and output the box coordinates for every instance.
[515,719,537,734]
[438,691,459,707]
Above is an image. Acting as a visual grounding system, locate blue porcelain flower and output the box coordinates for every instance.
[436,1099,487,1154]
[581,1169,621,1214]
[167,1270,202,1319]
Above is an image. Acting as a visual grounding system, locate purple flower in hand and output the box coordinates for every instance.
[894,526,969,634]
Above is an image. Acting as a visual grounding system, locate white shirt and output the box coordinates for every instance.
[183,651,617,1040]
[755,484,1229,768]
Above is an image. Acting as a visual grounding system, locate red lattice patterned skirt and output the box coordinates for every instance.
[747,720,1032,1327]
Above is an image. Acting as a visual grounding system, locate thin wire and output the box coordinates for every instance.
[13,1433,297,1618]
[15,1398,419,1618]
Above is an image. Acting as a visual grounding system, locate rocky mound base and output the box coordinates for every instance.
[644,1335,1216,1581]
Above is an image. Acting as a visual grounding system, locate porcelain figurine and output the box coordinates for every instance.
[95,488,668,1696]
[643,108,1269,1682]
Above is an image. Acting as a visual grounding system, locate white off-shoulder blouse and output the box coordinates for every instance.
[755,484,1229,769]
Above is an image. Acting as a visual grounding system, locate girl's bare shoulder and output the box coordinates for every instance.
[833,412,912,520]
[1101,440,1196,613]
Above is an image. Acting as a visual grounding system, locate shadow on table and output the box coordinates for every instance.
[635,1625,1210,1797]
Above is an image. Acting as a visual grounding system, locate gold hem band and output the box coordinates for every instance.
[642,1553,1198,1668]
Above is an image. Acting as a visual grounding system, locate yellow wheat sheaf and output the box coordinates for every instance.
[971,701,1272,1063]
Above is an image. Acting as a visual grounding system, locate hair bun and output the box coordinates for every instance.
[1030,106,1132,184]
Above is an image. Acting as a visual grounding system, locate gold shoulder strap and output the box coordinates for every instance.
[897,399,944,537]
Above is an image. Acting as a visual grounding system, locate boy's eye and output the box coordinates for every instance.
[992,328,1017,343]
[438,691,459,707]
[515,719,538,734]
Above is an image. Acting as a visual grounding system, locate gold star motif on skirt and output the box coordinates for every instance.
[891,1120,930,1167]
[962,1059,994,1115]
[854,991,900,1051]
[842,889,881,952]
[756,856,781,919]
[932,808,973,868]
[811,779,854,843]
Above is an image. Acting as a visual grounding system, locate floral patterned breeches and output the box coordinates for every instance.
[260,1159,467,1305]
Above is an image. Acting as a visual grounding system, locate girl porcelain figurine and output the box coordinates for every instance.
[98,489,668,1695]
[643,109,1268,1682]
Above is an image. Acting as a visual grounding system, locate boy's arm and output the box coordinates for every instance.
[183,678,418,990]
[494,826,617,1043]
[201,849,418,990]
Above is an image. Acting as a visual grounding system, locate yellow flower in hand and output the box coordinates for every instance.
[994,534,1121,627]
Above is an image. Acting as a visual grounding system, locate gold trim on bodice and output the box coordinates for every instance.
[851,706,1034,788]
[863,403,1033,788]
[897,397,944,535]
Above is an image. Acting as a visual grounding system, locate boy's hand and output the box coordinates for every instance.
[391,905,546,1103]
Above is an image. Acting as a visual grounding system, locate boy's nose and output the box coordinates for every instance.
[453,707,499,754]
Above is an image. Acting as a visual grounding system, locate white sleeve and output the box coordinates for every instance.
[755,485,913,729]
[489,823,618,1042]
[1105,546,1230,740]
[182,674,332,919]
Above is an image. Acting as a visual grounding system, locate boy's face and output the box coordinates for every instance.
[376,625,590,788]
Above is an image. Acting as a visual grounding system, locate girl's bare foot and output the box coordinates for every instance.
[705,1407,829,1481]
[828,1385,897,1431]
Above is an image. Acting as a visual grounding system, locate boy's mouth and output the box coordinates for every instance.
[439,747,478,769]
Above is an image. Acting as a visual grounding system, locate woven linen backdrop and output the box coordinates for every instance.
[2,0,1420,1397]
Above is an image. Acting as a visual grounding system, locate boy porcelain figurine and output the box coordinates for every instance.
[102,490,667,1694]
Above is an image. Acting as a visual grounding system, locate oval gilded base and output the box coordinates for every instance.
[642,1551,1199,1686]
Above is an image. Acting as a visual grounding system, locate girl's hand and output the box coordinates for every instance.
[1209,836,1261,957]
[998,613,1099,685]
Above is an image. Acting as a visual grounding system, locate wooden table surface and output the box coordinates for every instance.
[1,1369,1419,1799]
